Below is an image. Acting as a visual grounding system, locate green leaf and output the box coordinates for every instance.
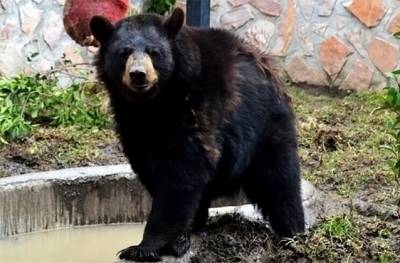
[380,145,397,156]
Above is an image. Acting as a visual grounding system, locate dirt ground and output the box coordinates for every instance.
[0,127,126,176]
[1,87,399,262]
[192,213,400,263]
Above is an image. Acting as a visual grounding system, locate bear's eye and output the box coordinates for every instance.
[120,47,133,58]
[146,48,160,58]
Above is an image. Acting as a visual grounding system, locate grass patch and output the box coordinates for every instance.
[285,215,400,262]
[290,87,397,201]
[0,74,111,145]
[0,125,127,176]
[24,127,115,166]
[314,215,355,242]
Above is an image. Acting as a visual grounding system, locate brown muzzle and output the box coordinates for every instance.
[122,53,158,93]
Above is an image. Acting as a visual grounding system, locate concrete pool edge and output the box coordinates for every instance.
[0,164,349,239]
[0,164,133,186]
[0,164,248,238]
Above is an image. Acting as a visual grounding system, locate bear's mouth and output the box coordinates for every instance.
[131,84,152,93]
[121,84,158,101]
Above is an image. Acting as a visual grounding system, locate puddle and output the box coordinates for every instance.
[0,224,145,263]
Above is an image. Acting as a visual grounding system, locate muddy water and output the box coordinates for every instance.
[0,224,145,263]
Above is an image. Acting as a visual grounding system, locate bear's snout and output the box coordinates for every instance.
[122,53,158,94]
[129,70,147,87]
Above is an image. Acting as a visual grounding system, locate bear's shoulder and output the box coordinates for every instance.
[178,26,240,51]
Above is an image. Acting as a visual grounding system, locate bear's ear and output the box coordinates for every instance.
[90,16,115,44]
[164,8,185,37]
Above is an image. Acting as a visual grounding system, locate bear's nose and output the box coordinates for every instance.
[129,70,147,85]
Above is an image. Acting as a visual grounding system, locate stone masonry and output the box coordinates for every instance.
[206,0,400,90]
[1,0,400,90]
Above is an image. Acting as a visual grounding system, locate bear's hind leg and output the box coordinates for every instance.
[192,196,211,232]
[243,139,305,238]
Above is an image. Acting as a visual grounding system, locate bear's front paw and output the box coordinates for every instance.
[118,245,161,262]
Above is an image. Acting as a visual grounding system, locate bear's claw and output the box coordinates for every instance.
[118,245,161,262]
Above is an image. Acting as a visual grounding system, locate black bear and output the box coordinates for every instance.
[90,8,304,262]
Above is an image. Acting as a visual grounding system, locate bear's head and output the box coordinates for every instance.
[90,8,185,101]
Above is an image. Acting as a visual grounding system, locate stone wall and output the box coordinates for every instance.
[201,0,400,90]
[1,0,400,90]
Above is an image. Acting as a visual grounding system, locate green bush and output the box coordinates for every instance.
[147,0,176,15]
[0,74,110,145]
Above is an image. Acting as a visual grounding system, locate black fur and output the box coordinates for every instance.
[91,9,305,262]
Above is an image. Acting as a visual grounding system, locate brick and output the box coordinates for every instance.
[340,59,373,91]
[344,0,387,27]
[368,37,399,72]
[319,36,353,80]
[220,6,254,30]
[388,9,400,34]
[250,0,281,17]
[286,55,329,86]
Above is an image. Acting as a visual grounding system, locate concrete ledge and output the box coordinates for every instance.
[0,165,152,238]
[0,165,247,238]
[0,164,133,186]
[0,164,348,239]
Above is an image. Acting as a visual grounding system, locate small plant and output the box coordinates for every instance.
[378,69,400,183]
[377,32,400,215]
[0,74,110,145]
[147,0,176,15]
[315,215,355,242]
